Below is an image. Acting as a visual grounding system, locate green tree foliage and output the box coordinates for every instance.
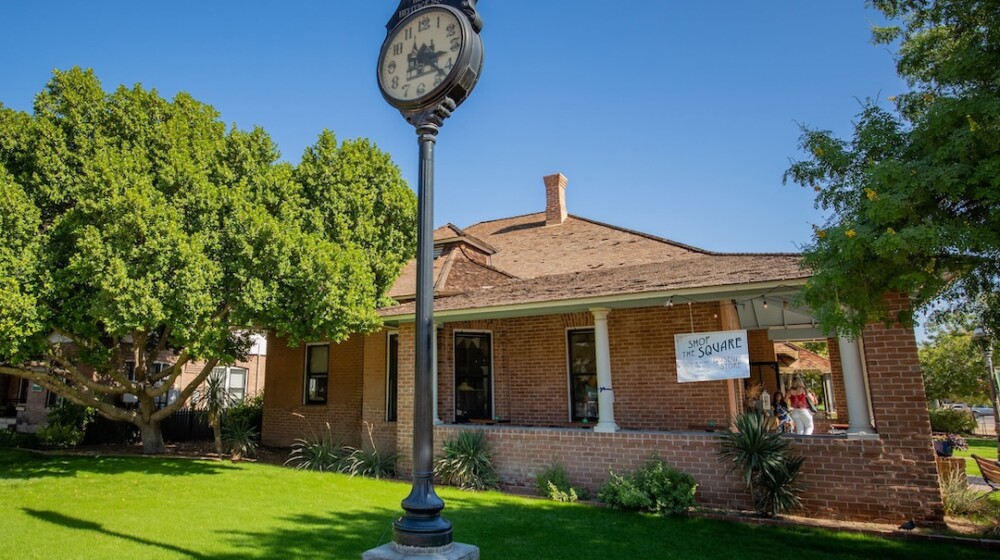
[0,68,416,453]
[784,0,1000,336]
[919,322,991,405]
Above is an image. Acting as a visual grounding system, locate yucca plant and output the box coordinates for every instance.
[719,411,804,516]
[434,430,499,491]
[340,422,398,479]
[284,421,347,472]
[223,415,260,460]
[194,370,237,456]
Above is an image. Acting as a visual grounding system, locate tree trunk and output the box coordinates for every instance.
[139,421,165,454]
[209,412,223,456]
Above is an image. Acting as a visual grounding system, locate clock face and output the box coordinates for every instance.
[379,7,465,104]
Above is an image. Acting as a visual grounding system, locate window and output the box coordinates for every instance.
[17,378,29,405]
[45,390,62,409]
[212,366,248,402]
[568,329,598,422]
[454,332,492,422]
[305,344,329,405]
[123,361,173,408]
[386,333,398,422]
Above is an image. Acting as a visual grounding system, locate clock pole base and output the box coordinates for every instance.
[363,542,480,560]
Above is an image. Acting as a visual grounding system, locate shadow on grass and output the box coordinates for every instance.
[23,509,212,559]
[24,506,399,560]
[217,509,401,560]
[0,448,238,480]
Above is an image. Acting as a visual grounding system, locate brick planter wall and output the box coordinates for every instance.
[422,424,941,525]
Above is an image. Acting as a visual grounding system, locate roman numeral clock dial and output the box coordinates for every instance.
[378,6,478,111]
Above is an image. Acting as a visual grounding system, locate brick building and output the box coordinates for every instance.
[263,174,942,525]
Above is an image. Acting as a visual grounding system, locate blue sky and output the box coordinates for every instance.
[0,1,905,254]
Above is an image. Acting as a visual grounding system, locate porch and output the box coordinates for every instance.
[384,292,942,525]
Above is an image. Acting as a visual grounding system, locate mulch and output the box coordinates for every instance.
[67,441,289,466]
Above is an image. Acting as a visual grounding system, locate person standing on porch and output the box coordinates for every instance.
[772,391,794,433]
[787,376,815,435]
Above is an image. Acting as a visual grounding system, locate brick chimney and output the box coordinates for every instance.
[544,173,568,226]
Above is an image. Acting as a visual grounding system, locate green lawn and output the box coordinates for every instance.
[954,437,999,477]
[0,448,995,560]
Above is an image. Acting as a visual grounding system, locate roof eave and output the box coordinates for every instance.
[381,277,809,325]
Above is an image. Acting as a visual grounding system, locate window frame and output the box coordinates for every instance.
[566,328,598,423]
[386,331,399,422]
[453,330,494,422]
[304,343,330,405]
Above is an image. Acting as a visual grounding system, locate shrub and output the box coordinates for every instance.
[37,401,96,447]
[718,411,805,517]
[285,423,346,471]
[340,423,398,479]
[37,423,86,447]
[535,464,589,501]
[598,458,697,516]
[928,408,977,434]
[226,392,264,436]
[46,401,96,429]
[546,481,580,503]
[223,415,260,460]
[434,430,499,490]
[0,430,37,448]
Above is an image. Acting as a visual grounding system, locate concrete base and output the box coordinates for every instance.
[362,542,479,560]
[592,422,618,433]
[846,432,881,441]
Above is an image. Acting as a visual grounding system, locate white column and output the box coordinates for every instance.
[838,336,873,435]
[591,308,618,433]
[433,323,442,424]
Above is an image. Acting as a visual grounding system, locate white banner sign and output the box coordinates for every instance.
[675,330,750,383]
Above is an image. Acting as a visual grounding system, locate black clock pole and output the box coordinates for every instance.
[369,2,483,557]
[393,103,456,549]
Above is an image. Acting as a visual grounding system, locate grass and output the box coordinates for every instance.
[954,437,999,477]
[1,448,997,560]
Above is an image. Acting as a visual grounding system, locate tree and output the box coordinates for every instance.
[784,0,1000,337]
[919,323,991,406]
[0,68,416,453]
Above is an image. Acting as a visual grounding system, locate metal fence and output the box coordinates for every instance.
[84,408,213,445]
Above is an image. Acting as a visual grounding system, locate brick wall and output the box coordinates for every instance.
[261,334,365,448]
[361,331,397,454]
[857,293,942,523]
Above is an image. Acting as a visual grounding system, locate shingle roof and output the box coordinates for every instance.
[382,253,808,317]
[387,245,515,301]
[461,213,706,279]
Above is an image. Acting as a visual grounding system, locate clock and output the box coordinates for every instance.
[377,5,483,113]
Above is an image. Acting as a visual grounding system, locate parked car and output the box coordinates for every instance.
[946,403,971,412]
[971,405,995,418]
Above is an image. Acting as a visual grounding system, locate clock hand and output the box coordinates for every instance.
[427,58,447,76]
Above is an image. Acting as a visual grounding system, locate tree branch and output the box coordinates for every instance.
[151,358,219,422]
[0,364,135,422]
